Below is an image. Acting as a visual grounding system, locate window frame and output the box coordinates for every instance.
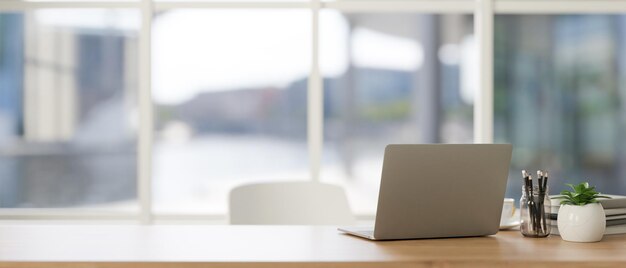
[2,0,626,223]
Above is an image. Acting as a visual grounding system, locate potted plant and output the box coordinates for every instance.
[552,182,610,242]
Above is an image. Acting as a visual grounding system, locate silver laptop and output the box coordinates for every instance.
[339,144,512,240]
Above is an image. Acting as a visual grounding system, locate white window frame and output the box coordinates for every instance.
[1,0,626,223]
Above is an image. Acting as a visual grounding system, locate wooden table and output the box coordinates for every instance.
[0,225,625,267]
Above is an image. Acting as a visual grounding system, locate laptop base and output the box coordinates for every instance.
[338,227,376,240]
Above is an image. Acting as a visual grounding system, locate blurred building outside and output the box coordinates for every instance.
[1,11,626,215]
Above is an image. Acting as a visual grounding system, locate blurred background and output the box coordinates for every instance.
[494,15,626,203]
[0,10,139,211]
[1,10,626,216]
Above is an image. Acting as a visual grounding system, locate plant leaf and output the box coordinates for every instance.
[558,181,607,205]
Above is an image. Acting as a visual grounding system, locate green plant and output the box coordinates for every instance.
[552,182,611,206]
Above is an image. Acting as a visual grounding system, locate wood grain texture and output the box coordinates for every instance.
[0,225,624,267]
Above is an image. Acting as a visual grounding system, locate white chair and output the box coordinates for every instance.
[229,181,356,225]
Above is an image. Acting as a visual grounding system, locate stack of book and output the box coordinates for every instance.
[549,195,626,235]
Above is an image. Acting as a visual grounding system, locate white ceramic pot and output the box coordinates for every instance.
[557,203,606,242]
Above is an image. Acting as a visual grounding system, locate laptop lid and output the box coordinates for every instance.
[373,144,512,240]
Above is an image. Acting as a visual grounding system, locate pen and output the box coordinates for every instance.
[537,170,545,233]
[528,173,537,232]
[537,170,543,194]
[529,174,533,196]
[522,170,530,197]
[542,171,552,232]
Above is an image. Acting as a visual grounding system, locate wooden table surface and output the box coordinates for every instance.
[0,225,625,267]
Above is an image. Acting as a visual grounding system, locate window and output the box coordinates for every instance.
[152,9,310,214]
[1,0,625,221]
[494,14,626,201]
[320,12,474,214]
[0,10,139,211]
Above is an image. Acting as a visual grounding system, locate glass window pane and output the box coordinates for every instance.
[321,0,472,2]
[0,10,139,210]
[6,0,139,2]
[320,12,474,214]
[154,0,305,2]
[152,10,310,214]
[495,15,626,202]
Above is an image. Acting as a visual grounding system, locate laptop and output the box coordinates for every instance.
[338,144,512,240]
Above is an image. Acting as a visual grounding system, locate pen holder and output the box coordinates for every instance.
[520,186,551,237]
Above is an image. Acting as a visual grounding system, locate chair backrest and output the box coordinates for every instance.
[229,181,356,225]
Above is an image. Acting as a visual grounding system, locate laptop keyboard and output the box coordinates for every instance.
[358,230,374,237]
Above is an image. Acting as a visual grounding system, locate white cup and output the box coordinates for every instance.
[500,198,516,225]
